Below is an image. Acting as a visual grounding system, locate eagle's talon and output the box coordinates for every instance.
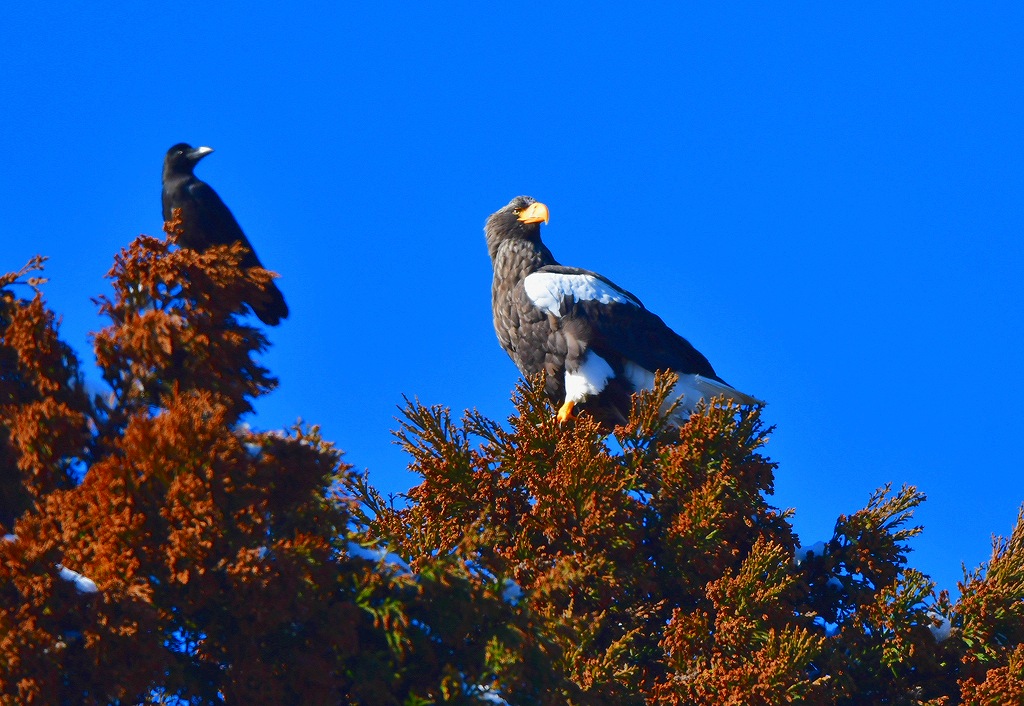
[556,400,575,424]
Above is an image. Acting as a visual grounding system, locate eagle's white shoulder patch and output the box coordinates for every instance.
[524,272,640,317]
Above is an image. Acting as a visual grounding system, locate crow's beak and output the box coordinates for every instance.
[189,146,214,162]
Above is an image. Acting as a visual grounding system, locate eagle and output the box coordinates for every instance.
[485,195,759,429]
[162,143,289,326]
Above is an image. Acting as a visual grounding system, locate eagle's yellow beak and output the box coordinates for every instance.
[517,201,550,225]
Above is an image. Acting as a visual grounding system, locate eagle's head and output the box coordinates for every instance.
[484,195,550,260]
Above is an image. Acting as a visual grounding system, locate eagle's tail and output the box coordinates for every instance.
[673,374,763,417]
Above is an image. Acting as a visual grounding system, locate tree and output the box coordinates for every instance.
[0,224,1022,704]
[371,381,1024,705]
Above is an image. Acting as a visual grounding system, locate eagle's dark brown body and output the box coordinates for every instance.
[485,196,758,428]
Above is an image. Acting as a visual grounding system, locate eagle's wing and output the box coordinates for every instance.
[523,265,719,379]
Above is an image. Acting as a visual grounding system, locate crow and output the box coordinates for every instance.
[161,143,288,326]
[485,195,759,430]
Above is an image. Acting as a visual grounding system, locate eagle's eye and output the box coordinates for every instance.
[512,208,521,215]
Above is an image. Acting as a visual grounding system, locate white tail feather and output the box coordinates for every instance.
[623,361,761,420]
[683,374,762,408]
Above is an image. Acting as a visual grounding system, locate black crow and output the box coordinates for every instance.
[161,143,288,326]
[485,195,759,429]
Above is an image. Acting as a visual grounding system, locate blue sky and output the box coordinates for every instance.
[2,4,1022,596]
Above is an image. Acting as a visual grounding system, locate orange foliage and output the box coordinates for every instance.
[1,229,1023,704]
[0,239,389,704]
[92,214,277,429]
[0,257,91,531]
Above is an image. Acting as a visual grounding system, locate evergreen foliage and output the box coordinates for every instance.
[0,228,1022,703]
